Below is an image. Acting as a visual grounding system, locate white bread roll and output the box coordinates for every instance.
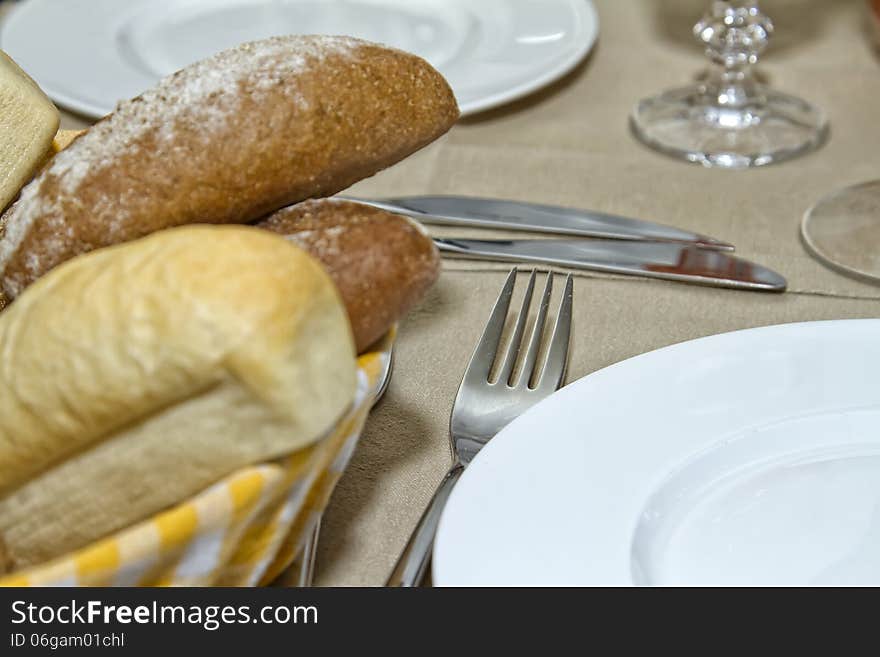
[0,50,59,213]
[0,225,356,570]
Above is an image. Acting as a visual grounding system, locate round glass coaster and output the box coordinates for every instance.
[801,180,880,284]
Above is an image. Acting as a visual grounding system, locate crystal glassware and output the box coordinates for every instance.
[801,180,880,284]
[799,2,880,284]
[631,0,828,168]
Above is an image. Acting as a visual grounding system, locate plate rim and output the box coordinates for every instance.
[432,318,880,586]
[0,0,599,119]
[456,0,599,116]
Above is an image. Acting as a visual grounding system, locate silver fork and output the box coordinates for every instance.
[387,267,573,586]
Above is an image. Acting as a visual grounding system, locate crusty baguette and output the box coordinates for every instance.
[258,199,440,352]
[0,226,356,570]
[0,35,458,300]
[3,131,443,351]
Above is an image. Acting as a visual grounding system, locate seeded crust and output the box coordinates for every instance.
[0,35,458,300]
[258,199,440,352]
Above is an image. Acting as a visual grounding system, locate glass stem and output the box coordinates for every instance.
[709,66,761,108]
[696,0,772,109]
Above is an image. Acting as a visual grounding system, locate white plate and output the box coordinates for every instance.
[433,320,880,586]
[1,0,598,118]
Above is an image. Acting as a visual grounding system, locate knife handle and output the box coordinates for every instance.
[387,462,465,587]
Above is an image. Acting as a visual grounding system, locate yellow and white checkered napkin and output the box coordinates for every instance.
[0,336,393,587]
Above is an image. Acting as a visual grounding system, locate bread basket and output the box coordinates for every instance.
[0,333,393,587]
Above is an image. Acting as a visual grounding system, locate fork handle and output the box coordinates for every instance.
[387,463,465,587]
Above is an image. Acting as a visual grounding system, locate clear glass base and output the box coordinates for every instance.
[631,82,829,169]
[801,180,880,284]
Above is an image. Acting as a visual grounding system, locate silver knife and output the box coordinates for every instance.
[348,195,734,251]
[435,238,786,292]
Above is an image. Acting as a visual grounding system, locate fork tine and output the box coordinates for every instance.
[519,272,553,388]
[463,268,518,382]
[536,274,573,391]
[496,270,536,386]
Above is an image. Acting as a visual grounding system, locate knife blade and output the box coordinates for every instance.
[435,238,786,292]
[348,195,734,251]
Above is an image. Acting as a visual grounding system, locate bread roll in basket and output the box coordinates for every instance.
[0,223,398,586]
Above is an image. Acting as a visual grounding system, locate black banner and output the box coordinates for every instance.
[1,585,863,653]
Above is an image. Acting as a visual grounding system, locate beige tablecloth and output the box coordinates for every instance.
[9,0,880,585]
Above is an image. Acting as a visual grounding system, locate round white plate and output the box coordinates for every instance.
[1,0,598,118]
[433,320,880,586]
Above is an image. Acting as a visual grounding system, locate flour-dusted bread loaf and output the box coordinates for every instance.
[0,35,459,300]
[259,199,440,352]
[0,226,357,570]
